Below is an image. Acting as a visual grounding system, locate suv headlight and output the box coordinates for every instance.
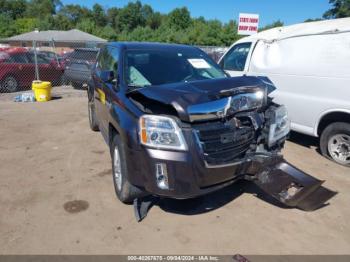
[230,90,265,113]
[268,105,291,147]
[139,115,188,151]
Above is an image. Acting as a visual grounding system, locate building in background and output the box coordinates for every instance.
[0,29,106,52]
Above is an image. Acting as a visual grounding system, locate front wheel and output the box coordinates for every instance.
[320,122,350,167]
[88,90,99,132]
[111,135,145,204]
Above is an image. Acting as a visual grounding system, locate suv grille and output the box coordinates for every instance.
[193,119,255,166]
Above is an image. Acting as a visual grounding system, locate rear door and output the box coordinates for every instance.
[27,53,61,83]
[219,42,253,77]
[7,53,34,87]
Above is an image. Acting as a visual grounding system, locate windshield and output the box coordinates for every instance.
[124,48,227,87]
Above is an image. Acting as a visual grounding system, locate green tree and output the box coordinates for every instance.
[99,25,118,40]
[12,17,39,34]
[0,14,15,37]
[0,0,27,19]
[92,3,107,27]
[220,20,240,46]
[52,14,72,30]
[26,0,62,18]
[259,20,284,32]
[117,1,145,31]
[323,0,350,18]
[107,7,120,29]
[59,4,91,24]
[168,7,191,30]
[304,18,323,22]
[146,12,162,29]
[76,18,96,35]
[2,0,245,46]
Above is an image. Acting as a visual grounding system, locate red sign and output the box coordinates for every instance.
[238,13,259,35]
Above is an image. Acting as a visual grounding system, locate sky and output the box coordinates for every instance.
[60,0,332,27]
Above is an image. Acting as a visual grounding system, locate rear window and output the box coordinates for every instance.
[70,50,98,60]
[0,52,10,62]
[1,53,29,63]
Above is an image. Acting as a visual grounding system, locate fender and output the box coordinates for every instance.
[314,108,350,137]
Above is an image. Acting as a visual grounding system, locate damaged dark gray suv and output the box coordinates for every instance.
[88,42,336,214]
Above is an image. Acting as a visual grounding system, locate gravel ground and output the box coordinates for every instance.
[0,87,349,255]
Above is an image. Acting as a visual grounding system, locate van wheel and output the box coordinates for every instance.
[111,135,145,204]
[2,76,18,92]
[320,122,350,166]
[88,90,99,132]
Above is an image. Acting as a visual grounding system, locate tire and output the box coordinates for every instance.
[87,89,99,132]
[72,82,83,89]
[111,134,145,204]
[1,75,18,92]
[53,75,65,87]
[320,122,350,167]
[59,74,67,86]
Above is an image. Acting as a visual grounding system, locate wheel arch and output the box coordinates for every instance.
[316,109,350,136]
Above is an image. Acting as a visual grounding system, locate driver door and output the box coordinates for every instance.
[94,46,119,137]
[219,42,253,77]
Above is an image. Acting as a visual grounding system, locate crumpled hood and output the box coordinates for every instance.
[129,76,275,122]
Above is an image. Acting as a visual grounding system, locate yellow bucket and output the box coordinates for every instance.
[32,81,52,102]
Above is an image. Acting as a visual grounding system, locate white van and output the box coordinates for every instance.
[219,18,350,166]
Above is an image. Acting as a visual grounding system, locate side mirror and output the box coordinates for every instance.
[100,70,116,84]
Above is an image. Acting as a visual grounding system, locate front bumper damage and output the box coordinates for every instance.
[134,154,337,221]
[244,155,337,211]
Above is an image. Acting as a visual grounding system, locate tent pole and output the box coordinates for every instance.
[33,40,40,81]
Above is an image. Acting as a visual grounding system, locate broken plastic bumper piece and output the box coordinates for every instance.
[247,157,337,211]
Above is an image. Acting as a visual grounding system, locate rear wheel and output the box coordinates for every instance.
[111,135,145,204]
[88,90,99,132]
[320,122,350,166]
[2,76,18,92]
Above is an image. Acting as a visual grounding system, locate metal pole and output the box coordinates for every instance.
[51,38,60,67]
[33,40,40,80]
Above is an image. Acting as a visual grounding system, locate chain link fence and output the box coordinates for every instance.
[0,40,227,94]
[0,40,100,93]
[197,46,229,63]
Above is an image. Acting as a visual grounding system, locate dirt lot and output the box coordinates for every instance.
[0,87,349,255]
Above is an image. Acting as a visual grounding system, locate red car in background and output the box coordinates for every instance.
[0,48,64,92]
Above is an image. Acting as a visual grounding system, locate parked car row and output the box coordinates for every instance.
[0,47,99,92]
[0,47,64,92]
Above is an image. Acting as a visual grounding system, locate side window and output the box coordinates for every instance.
[9,54,29,63]
[98,46,119,75]
[27,53,49,64]
[36,54,50,64]
[222,42,252,71]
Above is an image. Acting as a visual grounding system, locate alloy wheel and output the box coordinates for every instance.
[113,146,122,191]
[328,134,350,165]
